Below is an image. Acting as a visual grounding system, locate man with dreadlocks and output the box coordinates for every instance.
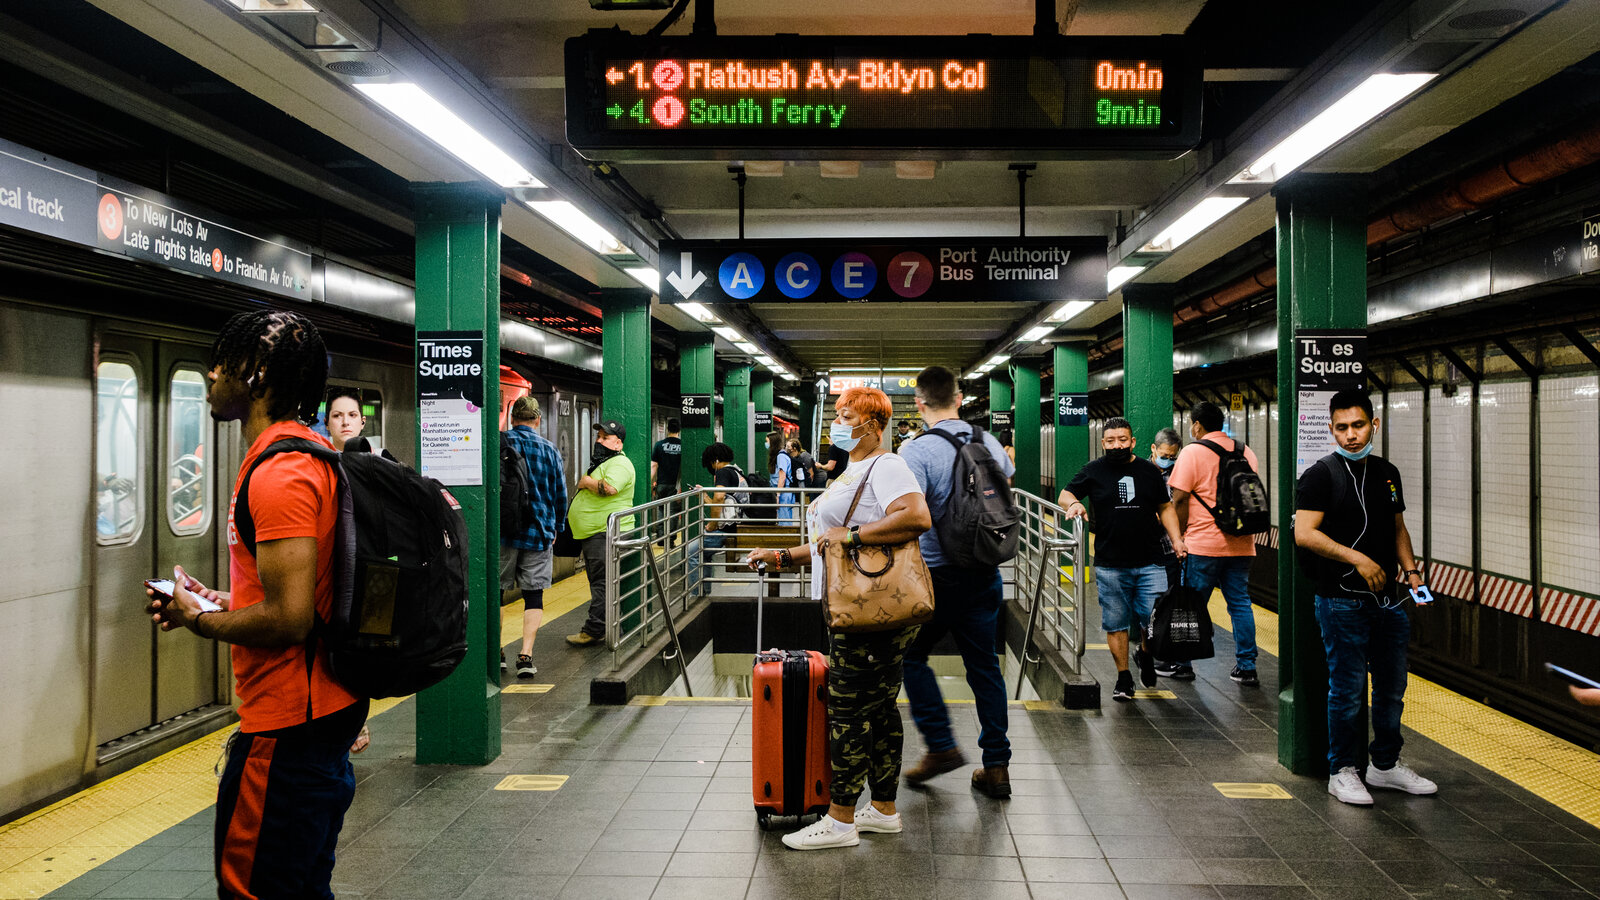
[148,309,366,899]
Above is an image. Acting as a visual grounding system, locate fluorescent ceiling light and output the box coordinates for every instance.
[1106,267,1145,292]
[755,355,776,366]
[526,200,627,254]
[734,341,757,352]
[712,326,740,341]
[1146,197,1248,251]
[987,354,1010,367]
[674,301,718,322]
[354,83,543,188]
[625,267,658,291]
[1021,325,1054,343]
[1236,73,1436,183]
[228,0,318,10]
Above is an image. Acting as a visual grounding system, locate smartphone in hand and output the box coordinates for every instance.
[1408,585,1434,606]
[1545,662,1600,691]
[145,578,222,612]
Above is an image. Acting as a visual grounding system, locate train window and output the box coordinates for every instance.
[96,360,142,543]
[317,386,387,454]
[167,368,210,535]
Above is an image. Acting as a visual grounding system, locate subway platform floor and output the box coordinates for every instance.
[11,581,1600,900]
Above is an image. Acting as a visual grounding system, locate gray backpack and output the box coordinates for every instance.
[920,425,1020,567]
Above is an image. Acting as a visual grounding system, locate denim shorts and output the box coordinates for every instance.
[1094,564,1168,634]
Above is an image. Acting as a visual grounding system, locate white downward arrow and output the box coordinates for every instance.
[664,251,707,298]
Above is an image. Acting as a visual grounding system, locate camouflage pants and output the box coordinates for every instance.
[827,626,919,806]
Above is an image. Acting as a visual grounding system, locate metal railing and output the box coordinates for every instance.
[603,484,824,670]
[1008,489,1089,690]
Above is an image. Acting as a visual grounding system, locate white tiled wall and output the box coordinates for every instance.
[1429,387,1473,567]
[1539,375,1600,595]
[1268,402,1281,527]
[1478,380,1531,581]
[1385,390,1426,559]
[1249,403,1275,527]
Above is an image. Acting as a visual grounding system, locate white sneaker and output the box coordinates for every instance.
[1365,761,1438,795]
[1328,766,1374,806]
[854,806,903,834]
[781,815,860,851]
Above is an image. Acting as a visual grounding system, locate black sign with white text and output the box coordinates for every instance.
[754,410,773,432]
[990,410,1014,432]
[1057,392,1088,427]
[681,393,712,428]
[1295,330,1367,392]
[417,331,486,486]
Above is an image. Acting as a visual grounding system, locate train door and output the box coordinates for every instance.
[92,335,221,748]
[576,397,596,477]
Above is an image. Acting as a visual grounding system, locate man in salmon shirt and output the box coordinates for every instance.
[1168,401,1263,686]
[149,309,365,899]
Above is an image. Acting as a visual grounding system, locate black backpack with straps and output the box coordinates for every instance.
[499,432,534,539]
[920,425,1020,567]
[1192,438,1271,536]
[235,438,470,699]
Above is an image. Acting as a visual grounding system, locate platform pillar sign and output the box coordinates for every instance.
[724,366,752,476]
[1294,331,1368,475]
[412,183,503,766]
[1012,359,1043,495]
[1275,175,1369,777]
[1053,342,1090,493]
[1122,284,1175,454]
[752,371,774,474]
[989,372,1013,437]
[679,332,715,494]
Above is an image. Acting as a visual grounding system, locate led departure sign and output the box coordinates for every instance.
[566,34,1198,159]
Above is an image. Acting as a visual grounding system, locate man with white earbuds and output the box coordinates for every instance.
[1295,389,1436,806]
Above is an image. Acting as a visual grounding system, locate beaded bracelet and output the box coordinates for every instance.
[777,548,793,569]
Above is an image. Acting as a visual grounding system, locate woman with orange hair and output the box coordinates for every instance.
[745,386,932,851]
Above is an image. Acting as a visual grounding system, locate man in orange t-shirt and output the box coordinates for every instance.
[1168,401,1262,686]
[149,310,365,900]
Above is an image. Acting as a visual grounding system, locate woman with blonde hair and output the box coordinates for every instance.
[745,386,932,850]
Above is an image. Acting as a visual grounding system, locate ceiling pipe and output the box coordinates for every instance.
[1090,117,1600,362]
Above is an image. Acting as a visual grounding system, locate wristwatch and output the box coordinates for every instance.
[1403,569,1423,577]
[848,525,863,549]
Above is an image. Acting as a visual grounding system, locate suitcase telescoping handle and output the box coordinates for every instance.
[754,562,768,657]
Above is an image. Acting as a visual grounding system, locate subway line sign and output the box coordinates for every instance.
[566,34,1199,159]
[659,237,1106,304]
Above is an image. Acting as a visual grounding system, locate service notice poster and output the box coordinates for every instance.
[1295,330,1367,476]
[417,331,486,486]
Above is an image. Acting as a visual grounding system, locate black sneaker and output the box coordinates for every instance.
[1230,666,1259,686]
[1154,661,1196,681]
[1112,671,1136,702]
[1134,649,1158,688]
[516,654,537,678]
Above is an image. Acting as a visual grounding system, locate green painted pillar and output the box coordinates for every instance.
[989,373,1013,432]
[1053,341,1090,492]
[599,288,653,508]
[412,183,502,766]
[1012,358,1042,495]
[752,372,774,476]
[725,366,752,472]
[679,333,715,489]
[1276,174,1369,776]
[1122,284,1175,453]
[797,389,818,459]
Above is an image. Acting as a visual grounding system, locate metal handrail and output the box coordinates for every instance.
[1008,490,1089,689]
[615,535,691,696]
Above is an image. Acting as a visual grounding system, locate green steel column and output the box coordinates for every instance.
[752,372,774,476]
[679,333,715,490]
[725,366,752,472]
[1276,174,1369,776]
[989,373,1013,430]
[413,183,502,766]
[1012,359,1042,495]
[1053,341,1090,491]
[600,288,653,507]
[1122,284,1175,453]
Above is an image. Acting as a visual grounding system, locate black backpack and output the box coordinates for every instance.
[499,433,533,540]
[921,425,1020,567]
[236,438,470,700]
[731,465,776,522]
[1192,439,1271,536]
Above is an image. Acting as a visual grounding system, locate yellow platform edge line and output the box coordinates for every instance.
[0,572,593,897]
[1206,590,1600,829]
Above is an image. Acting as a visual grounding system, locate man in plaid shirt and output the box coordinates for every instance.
[501,396,568,678]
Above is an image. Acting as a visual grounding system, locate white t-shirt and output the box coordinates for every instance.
[806,452,923,601]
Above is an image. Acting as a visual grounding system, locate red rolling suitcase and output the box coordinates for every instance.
[750,564,831,828]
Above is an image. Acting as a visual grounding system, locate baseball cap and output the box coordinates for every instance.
[596,418,626,440]
[511,396,541,420]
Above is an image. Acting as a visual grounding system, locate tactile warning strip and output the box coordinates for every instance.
[1207,592,1600,829]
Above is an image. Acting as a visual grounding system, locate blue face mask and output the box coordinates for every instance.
[830,422,863,452]
[1334,442,1373,461]
[1155,456,1176,469]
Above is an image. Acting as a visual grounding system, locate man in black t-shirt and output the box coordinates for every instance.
[651,418,683,501]
[1295,390,1436,807]
[1059,417,1186,702]
[820,442,849,485]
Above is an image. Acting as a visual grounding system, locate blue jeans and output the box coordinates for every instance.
[778,492,797,521]
[693,529,732,597]
[1185,554,1257,670]
[902,567,1011,768]
[1094,564,1167,634]
[1314,595,1411,772]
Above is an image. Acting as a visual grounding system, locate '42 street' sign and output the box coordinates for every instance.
[660,237,1105,304]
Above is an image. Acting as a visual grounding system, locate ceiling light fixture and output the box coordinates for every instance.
[734,341,758,353]
[987,354,1010,367]
[526,200,627,254]
[712,326,740,341]
[354,83,543,188]
[1021,325,1054,343]
[625,267,659,291]
[1106,266,1145,292]
[1235,72,1437,183]
[674,301,719,322]
[1144,196,1248,251]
